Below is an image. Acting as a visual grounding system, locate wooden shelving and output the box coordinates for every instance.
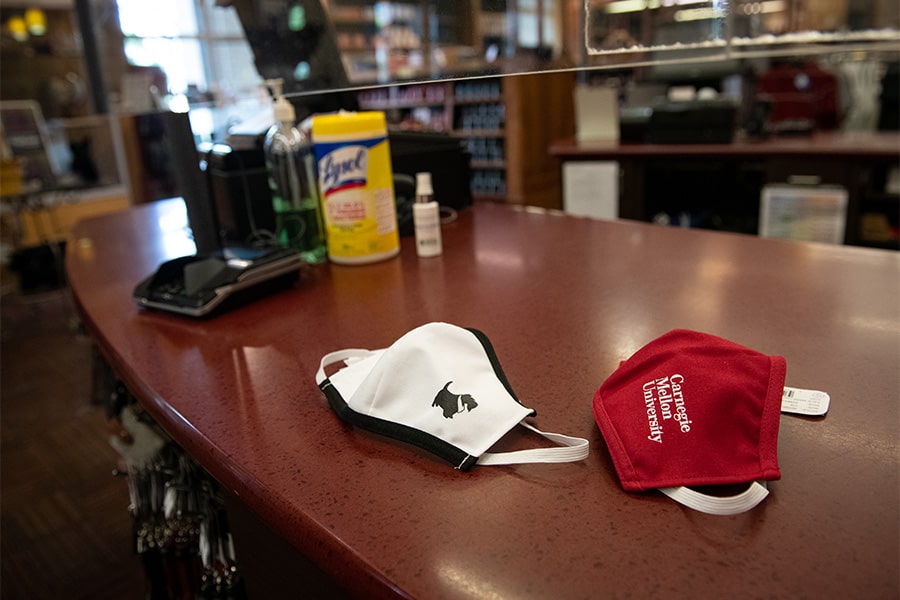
[855,167,900,250]
[358,72,575,207]
[325,0,476,85]
[470,160,507,169]
[450,130,505,137]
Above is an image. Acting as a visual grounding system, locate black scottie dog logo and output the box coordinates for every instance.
[432,381,478,419]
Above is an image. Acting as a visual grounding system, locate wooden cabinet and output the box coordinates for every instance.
[359,71,575,208]
[9,189,130,248]
[549,133,900,250]
[502,71,576,208]
[829,161,899,250]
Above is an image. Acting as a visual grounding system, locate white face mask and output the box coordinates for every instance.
[316,322,589,470]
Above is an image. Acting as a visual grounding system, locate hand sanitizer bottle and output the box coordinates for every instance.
[413,172,442,257]
[263,79,326,263]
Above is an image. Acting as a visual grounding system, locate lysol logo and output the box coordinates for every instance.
[319,146,368,196]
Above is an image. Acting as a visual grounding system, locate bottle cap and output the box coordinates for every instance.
[416,172,433,197]
[311,111,386,137]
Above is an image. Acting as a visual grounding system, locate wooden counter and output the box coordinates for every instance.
[549,131,900,160]
[67,199,899,599]
[549,131,900,249]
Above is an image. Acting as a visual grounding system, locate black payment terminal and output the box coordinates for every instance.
[133,246,304,317]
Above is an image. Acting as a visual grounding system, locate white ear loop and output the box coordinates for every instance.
[476,421,590,466]
[658,481,769,515]
[315,348,377,385]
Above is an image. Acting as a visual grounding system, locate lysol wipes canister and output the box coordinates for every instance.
[311,111,400,264]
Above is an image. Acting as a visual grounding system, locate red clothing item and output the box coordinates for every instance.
[757,61,840,129]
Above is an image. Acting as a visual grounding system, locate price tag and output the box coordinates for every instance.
[781,387,830,416]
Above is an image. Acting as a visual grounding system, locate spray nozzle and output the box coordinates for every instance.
[265,78,283,98]
[265,78,295,124]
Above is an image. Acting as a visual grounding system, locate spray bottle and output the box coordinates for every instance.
[263,79,326,262]
[413,172,442,257]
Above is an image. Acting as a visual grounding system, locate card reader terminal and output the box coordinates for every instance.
[133,246,304,317]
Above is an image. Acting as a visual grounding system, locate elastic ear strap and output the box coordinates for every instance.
[658,481,769,515]
[315,349,374,385]
[476,421,590,466]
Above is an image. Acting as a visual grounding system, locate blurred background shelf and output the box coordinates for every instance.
[358,72,575,206]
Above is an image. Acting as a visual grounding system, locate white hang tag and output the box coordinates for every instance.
[781,386,830,416]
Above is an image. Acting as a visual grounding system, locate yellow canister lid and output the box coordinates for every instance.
[311,111,387,138]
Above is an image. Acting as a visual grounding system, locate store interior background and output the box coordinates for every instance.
[0,1,898,597]
[0,0,900,598]
[1,0,899,275]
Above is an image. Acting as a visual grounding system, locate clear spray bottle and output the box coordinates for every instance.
[413,172,442,257]
[263,78,326,262]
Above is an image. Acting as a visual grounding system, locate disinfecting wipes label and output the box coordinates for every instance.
[781,387,830,416]
[311,113,400,264]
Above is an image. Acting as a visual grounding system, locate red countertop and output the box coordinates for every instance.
[67,199,900,599]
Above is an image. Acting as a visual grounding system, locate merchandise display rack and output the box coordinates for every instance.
[358,73,576,207]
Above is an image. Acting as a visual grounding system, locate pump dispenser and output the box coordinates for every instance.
[263,78,326,262]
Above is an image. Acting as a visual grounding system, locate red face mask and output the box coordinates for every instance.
[592,329,786,515]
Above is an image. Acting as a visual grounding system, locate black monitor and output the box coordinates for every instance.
[159,110,223,255]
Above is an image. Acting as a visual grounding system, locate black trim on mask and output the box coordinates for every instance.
[320,378,480,470]
[467,327,536,415]
[318,327,532,471]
